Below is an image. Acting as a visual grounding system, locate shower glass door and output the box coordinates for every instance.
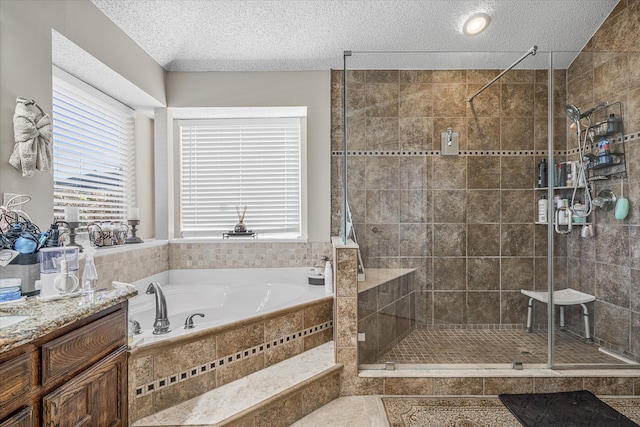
[340,49,639,372]
[550,50,639,369]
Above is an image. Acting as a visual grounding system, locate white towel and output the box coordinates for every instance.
[9,97,53,177]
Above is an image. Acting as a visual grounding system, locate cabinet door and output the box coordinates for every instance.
[0,406,34,427]
[42,349,127,427]
[0,351,37,420]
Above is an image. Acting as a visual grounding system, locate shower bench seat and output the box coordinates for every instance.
[521,288,596,343]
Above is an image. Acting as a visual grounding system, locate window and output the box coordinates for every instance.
[180,114,303,238]
[52,67,135,225]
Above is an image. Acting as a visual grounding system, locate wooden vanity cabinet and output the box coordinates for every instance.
[0,302,128,427]
[42,349,127,426]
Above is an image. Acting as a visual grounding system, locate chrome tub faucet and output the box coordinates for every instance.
[146,281,171,334]
[184,313,205,329]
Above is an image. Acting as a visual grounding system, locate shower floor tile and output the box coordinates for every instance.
[374,329,628,365]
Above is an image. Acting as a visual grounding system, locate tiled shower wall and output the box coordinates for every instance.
[563,0,640,361]
[330,68,569,329]
[331,0,639,361]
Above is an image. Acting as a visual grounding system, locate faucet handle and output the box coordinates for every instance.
[129,318,142,335]
[184,313,205,329]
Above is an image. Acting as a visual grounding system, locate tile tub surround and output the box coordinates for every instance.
[83,240,169,291]
[84,240,332,284]
[357,269,415,364]
[169,241,332,269]
[127,297,334,425]
[333,239,640,398]
[132,342,341,427]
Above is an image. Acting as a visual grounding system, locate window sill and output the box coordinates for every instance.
[172,235,308,244]
[82,239,168,258]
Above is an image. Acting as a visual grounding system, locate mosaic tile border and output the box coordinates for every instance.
[419,323,527,331]
[134,320,334,398]
[331,130,639,158]
[331,150,553,157]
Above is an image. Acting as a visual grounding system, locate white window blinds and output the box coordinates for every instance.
[180,117,302,238]
[52,67,135,224]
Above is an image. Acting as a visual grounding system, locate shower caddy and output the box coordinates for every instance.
[534,101,626,232]
[583,101,626,181]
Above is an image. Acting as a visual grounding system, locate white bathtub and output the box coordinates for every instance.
[128,267,329,346]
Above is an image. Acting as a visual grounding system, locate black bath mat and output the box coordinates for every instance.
[499,390,639,427]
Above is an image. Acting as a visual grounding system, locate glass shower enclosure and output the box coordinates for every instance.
[333,49,639,371]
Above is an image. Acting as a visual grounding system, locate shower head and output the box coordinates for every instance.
[565,102,609,121]
[565,104,581,122]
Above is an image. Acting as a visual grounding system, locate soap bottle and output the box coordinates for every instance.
[537,158,547,188]
[537,196,548,224]
[607,113,621,134]
[324,260,333,295]
[82,256,99,297]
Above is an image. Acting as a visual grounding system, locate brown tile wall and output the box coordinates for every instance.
[564,0,640,361]
[358,274,414,364]
[331,68,568,332]
[127,298,333,425]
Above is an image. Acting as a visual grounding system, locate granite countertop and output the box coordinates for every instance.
[0,284,138,354]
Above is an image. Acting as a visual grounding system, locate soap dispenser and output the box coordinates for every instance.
[82,255,98,297]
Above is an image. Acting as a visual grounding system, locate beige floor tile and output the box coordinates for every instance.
[292,396,389,427]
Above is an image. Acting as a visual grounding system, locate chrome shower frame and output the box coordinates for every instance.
[468,45,538,103]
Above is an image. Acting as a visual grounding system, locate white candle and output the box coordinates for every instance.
[64,207,79,222]
[128,207,140,221]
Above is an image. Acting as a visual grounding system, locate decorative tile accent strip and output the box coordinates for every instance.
[420,323,526,330]
[135,320,333,398]
[332,150,559,157]
[332,131,637,158]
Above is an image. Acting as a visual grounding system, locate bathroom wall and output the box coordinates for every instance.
[564,0,640,360]
[330,67,568,329]
[167,71,332,243]
[0,0,164,229]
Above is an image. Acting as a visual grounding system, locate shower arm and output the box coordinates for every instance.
[468,45,538,103]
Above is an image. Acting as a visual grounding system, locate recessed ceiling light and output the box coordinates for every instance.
[463,12,491,36]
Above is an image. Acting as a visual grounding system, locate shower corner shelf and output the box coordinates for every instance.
[585,101,627,180]
[535,221,591,226]
[535,185,586,190]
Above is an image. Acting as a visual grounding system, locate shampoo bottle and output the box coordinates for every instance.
[537,158,548,188]
[537,196,548,224]
[324,260,333,295]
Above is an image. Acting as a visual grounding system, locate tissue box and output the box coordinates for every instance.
[308,273,324,286]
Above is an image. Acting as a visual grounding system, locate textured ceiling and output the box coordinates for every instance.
[91,0,618,71]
